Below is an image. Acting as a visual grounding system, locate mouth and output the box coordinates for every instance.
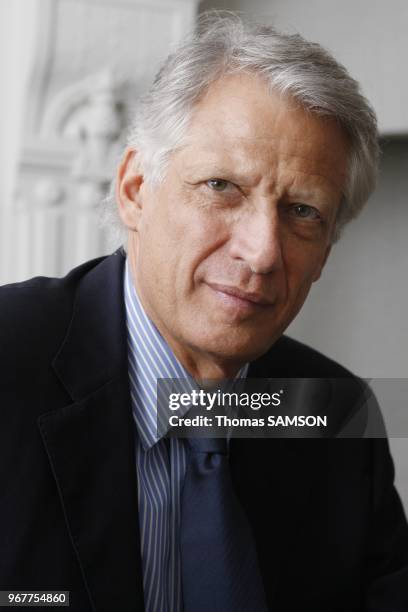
[205,282,274,313]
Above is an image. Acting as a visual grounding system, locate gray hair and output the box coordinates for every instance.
[103,12,379,244]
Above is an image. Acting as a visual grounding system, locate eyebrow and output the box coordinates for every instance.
[182,158,343,204]
[182,164,259,187]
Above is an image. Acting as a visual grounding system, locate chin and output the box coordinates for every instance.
[196,327,278,364]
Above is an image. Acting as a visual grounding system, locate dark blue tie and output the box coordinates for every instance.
[180,437,268,611]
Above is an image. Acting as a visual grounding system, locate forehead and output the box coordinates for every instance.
[179,73,350,195]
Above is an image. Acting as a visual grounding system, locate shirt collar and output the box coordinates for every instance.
[124,258,248,450]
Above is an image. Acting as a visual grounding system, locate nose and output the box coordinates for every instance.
[229,205,284,275]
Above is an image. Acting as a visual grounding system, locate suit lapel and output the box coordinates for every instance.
[37,251,145,611]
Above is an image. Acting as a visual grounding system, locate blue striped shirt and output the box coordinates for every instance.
[124,259,248,611]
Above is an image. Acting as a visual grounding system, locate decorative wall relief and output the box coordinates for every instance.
[1,0,200,283]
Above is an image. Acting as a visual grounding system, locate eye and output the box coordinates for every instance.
[206,178,231,192]
[291,204,321,220]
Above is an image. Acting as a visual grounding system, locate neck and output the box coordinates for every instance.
[167,347,244,382]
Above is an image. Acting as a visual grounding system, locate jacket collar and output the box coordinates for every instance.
[52,249,128,400]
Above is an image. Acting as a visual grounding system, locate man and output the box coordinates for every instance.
[1,14,407,612]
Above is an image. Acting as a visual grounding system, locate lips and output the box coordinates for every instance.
[206,282,274,306]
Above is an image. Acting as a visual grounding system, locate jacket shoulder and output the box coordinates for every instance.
[275,335,354,377]
[0,255,108,366]
[0,254,107,293]
[252,335,378,437]
[253,334,355,378]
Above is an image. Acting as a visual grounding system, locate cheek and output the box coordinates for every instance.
[168,197,231,282]
[138,191,224,296]
[135,199,181,303]
[283,242,327,296]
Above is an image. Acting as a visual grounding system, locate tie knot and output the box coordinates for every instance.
[187,437,228,455]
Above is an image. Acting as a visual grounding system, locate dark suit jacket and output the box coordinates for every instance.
[1,249,407,611]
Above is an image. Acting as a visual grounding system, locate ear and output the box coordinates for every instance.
[116,148,145,230]
[312,244,332,282]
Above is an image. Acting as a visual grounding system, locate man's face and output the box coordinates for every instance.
[118,73,349,371]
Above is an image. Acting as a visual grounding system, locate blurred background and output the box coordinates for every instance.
[1,0,407,508]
